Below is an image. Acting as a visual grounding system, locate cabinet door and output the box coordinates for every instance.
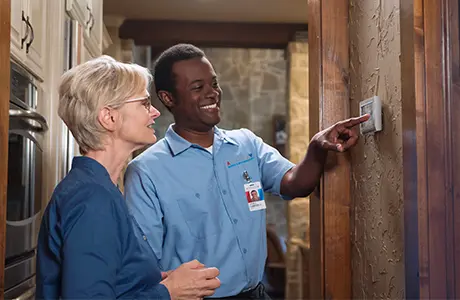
[83,0,102,57]
[10,0,27,64]
[66,0,89,27]
[82,43,94,63]
[24,0,47,80]
[89,0,102,51]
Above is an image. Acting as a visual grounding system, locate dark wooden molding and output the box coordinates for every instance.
[118,20,308,51]
[308,0,351,299]
[400,0,420,298]
[402,0,460,298]
[0,0,11,297]
[307,0,323,298]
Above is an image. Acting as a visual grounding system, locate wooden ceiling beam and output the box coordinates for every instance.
[119,20,308,51]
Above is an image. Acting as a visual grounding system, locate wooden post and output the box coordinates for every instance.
[0,0,11,298]
[402,0,460,298]
[308,0,351,299]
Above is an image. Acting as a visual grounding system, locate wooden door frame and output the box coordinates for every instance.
[0,0,11,297]
[401,0,460,298]
[308,0,351,299]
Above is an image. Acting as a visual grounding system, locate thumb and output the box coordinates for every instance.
[321,140,343,152]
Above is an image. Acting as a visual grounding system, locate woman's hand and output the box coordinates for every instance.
[160,260,220,300]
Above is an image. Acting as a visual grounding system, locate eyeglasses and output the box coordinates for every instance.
[125,95,152,111]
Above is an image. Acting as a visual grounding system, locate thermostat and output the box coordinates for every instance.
[359,96,382,134]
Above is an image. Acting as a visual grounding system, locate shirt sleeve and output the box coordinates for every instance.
[242,128,295,198]
[61,188,122,299]
[124,163,165,264]
[136,282,171,299]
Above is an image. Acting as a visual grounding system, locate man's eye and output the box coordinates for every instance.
[213,82,219,88]
[193,85,203,90]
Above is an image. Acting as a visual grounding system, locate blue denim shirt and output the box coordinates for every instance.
[124,126,294,297]
[36,156,170,299]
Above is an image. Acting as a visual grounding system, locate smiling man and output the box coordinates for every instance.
[124,44,369,299]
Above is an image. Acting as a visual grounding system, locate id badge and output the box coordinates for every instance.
[244,181,266,211]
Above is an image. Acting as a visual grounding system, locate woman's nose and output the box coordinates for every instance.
[149,105,161,119]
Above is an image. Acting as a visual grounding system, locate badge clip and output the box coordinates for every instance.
[242,171,252,183]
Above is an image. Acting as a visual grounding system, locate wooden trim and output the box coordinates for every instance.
[308,0,351,299]
[400,0,420,298]
[403,0,460,297]
[0,0,11,297]
[307,0,323,299]
[118,20,308,49]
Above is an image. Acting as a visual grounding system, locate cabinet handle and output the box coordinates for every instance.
[25,19,34,54]
[86,5,95,33]
[90,12,95,32]
[86,5,92,27]
[20,11,29,49]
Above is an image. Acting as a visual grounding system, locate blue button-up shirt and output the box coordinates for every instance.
[36,156,170,299]
[124,126,294,297]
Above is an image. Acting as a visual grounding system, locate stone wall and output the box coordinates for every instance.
[349,0,405,298]
[149,47,289,239]
[285,42,310,300]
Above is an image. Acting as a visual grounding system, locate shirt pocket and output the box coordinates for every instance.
[227,157,265,220]
[176,196,222,240]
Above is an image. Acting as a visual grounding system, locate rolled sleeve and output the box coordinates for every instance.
[242,129,295,198]
[124,163,165,263]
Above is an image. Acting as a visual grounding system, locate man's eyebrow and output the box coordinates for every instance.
[188,79,204,87]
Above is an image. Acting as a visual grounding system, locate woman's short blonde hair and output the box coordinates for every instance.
[58,55,152,154]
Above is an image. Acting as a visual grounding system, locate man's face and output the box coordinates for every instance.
[251,190,259,200]
[170,57,222,132]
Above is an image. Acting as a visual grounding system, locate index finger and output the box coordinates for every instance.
[339,114,370,128]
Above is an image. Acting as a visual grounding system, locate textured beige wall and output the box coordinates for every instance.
[150,47,289,239]
[285,41,309,300]
[349,0,405,298]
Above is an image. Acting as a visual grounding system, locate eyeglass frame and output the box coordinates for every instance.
[124,94,152,111]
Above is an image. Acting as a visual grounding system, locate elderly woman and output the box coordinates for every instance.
[36,56,220,299]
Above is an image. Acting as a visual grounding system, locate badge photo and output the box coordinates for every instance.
[244,182,266,211]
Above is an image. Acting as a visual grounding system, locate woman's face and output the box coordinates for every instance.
[117,90,161,149]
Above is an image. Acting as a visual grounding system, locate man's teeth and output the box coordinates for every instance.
[201,103,217,109]
[147,124,155,128]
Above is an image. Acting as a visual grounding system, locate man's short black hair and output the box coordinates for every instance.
[153,43,205,96]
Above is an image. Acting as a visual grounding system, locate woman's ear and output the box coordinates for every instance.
[98,107,118,132]
[157,91,175,110]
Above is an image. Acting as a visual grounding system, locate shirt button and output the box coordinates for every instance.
[222,190,227,195]
[233,218,238,224]
[195,193,200,198]
[243,248,248,254]
[143,235,147,241]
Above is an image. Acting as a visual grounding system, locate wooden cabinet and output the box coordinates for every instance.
[66,0,103,60]
[65,0,88,28]
[10,0,47,81]
[84,0,103,58]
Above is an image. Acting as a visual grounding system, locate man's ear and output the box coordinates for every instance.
[157,91,175,110]
[98,107,118,132]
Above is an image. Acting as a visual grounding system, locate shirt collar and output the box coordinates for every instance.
[72,156,112,181]
[164,124,238,156]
